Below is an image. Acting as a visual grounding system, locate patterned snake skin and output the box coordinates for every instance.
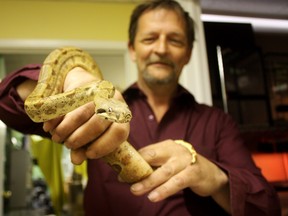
[24,47,153,183]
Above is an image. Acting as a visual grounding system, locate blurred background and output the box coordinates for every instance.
[0,0,287,215]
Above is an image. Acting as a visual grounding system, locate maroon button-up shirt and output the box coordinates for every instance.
[0,65,281,215]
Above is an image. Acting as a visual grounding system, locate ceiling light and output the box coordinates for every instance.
[201,14,288,33]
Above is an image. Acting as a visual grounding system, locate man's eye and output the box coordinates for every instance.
[170,39,184,46]
[142,38,155,44]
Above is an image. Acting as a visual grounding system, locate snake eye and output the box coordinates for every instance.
[108,107,113,113]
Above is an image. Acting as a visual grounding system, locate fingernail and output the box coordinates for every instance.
[148,191,159,202]
[131,183,143,192]
[43,125,50,133]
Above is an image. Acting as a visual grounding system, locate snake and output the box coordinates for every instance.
[24,47,153,183]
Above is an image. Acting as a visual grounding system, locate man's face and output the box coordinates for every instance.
[129,8,192,85]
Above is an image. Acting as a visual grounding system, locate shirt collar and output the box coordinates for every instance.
[123,82,195,103]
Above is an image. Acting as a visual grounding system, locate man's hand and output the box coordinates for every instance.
[42,67,130,164]
[130,139,231,213]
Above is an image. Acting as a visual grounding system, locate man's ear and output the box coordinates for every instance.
[128,42,136,62]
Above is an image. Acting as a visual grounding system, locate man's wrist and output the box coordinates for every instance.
[64,67,99,92]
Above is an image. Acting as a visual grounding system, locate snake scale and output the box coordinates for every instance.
[24,47,153,183]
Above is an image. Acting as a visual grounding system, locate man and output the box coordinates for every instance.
[0,0,281,215]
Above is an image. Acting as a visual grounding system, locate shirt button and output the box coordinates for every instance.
[148,115,154,120]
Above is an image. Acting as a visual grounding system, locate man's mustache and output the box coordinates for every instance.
[146,56,175,68]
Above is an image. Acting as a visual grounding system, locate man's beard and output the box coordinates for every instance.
[142,69,176,85]
[142,56,177,85]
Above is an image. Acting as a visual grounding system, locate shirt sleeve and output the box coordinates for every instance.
[213,113,281,216]
[0,64,50,137]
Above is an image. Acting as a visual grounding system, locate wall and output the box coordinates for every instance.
[3,53,127,90]
[0,0,136,41]
[0,0,137,90]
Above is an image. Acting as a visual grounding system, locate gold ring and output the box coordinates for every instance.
[174,140,197,164]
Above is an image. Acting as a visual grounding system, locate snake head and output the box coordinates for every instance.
[95,98,132,123]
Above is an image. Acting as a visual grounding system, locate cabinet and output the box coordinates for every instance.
[204,22,271,128]
[265,53,288,124]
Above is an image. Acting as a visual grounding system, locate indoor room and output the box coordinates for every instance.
[0,0,287,215]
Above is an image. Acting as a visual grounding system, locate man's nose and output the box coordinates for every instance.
[154,38,168,55]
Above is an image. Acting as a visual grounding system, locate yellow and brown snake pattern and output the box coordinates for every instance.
[24,47,153,183]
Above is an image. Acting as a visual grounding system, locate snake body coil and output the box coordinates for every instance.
[24,47,153,183]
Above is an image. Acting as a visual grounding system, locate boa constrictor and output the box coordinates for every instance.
[24,47,153,183]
